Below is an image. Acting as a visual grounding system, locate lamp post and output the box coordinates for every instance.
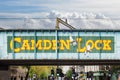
[72,68,75,80]
[56,68,59,80]
[51,69,54,80]
[33,74,36,80]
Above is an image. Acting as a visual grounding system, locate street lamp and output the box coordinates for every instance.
[56,68,60,80]
[72,68,75,80]
[51,69,54,80]
[33,74,36,80]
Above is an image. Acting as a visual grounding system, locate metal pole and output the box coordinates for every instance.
[57,66,59,80]
[57,76,59,80]
[57,30,59,80]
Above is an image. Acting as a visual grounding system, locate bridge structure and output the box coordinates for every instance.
[0,29,119,79]
[0,18,119,80]
[0,29,120,66]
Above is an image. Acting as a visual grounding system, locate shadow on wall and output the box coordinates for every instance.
[0,71,10,80]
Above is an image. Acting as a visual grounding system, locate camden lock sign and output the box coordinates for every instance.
[7,36,114,53]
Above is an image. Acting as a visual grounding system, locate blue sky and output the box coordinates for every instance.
[0,0,120,18]
[0,0,69,13]
[0,0,120,30]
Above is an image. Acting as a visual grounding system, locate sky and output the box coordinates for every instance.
[0,0,120,18]
[0,0,120,29]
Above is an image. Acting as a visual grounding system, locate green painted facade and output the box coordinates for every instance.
[7,36,114,53]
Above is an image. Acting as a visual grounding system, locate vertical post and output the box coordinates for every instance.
[56,30,59,59]
[56,18,59,29]
[99,32,101,59]
[34,30,37,59]
[57,66,59,80]
[56,30,59,80]
[12,30,15,59]
[57,76,59,80]
[78,31,80,59]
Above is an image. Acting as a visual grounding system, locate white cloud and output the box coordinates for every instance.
[0,12,48,18]
[0,10,120,29]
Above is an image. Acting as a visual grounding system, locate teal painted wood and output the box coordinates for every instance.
[56,30,59,59]
[12,30,15,59]
[0,29,118,60]
[34,30,37,59]
[99,32,101,59]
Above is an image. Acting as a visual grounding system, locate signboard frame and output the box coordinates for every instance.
[0,29,119,60]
